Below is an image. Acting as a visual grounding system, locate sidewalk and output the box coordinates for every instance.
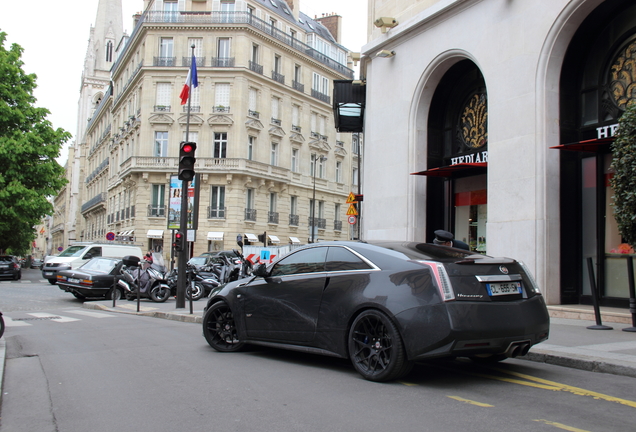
[82,299,636,378]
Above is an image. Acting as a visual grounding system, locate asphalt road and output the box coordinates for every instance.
[2,271,636,431]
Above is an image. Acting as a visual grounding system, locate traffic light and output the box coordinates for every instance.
[178,141,197,181]
[173,231,184,252]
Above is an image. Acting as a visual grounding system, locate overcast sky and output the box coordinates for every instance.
[1,0,367,164]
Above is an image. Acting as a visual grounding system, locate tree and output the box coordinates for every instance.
[610,103,636,249]
[0,31,70,254]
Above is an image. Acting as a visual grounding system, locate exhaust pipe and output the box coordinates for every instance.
[505,340,531,358]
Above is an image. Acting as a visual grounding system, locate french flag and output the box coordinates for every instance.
[180,55,198,105]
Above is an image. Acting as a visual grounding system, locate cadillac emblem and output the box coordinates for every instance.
[499,265,509,274]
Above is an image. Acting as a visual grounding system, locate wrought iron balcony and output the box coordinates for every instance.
[271,118,281,126]
[181,56,206,67]
[81,192,107,214]
[182,105,200,112]
[249,61,263,75]
[148,205,166,217]
[292,80,304,93]
[268,211,279,224]
[311,89,331,104]
[272,71,285,84]
[153,57,176,67]
[207,206,226,219]
[213,106,230,113]
[154,105,171,112]
[334,220,343,231]
[289,214,299,226]
[212,57,235,67]
[245,208,257,221]
[308,217,327,229]
[292,125,302,133]
[248,110,260,118]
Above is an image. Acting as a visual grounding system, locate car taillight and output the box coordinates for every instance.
[80,279,93,286]
[416,261,455,301]
[518,261,541,295]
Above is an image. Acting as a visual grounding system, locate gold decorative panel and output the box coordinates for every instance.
[460,93,488,149]
[610,40,636,109]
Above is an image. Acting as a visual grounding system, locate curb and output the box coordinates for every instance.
[84,302,203,324]
[519,349,636,378]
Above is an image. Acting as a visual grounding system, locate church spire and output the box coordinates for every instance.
[92,0,124,73]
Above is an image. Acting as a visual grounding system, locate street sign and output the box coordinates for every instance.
[346,204,358,216]
[106,232,115,241]
[346,192,357,204]
[348,215,357,224]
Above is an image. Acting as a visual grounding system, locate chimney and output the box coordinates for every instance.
[284,0,300,21]
[315,13,342,44]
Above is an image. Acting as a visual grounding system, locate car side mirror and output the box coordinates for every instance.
[252,263,268,277]
[84,253,93,260]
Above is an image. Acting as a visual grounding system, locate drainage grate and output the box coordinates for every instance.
[12,316,62,321]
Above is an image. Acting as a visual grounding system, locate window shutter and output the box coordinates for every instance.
[215,83,230,106]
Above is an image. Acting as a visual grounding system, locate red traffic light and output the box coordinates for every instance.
[182,143,194,153]
[175,232,183,239]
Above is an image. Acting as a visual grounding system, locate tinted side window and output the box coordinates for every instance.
[271,247,327,276]
[326,247,373,272]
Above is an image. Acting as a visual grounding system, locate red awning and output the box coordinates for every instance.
[550,137,614,153]
[411,162,487,178]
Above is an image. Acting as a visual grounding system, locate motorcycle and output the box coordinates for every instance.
[117,255,171,303]
[165,265,216,301]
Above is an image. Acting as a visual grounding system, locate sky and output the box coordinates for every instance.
[1,0,368,164]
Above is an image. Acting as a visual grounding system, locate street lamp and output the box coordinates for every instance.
[311,154,327,243]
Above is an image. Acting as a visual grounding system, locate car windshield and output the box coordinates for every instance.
[0,256,12,263]
[189,257,207,266]
[80,258,118,274]
[58,246,87,257]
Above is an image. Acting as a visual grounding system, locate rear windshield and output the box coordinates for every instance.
[58,246,87,257]
[368,241,481,261]
[0,256,13,263]
[80,258,118,274]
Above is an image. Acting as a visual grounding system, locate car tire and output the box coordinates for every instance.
[13,272,20,281]
[149,284,170,303]
[48,279,57,285]
[348,310,412,382]
[106,287,122,301]
[203,301,245,352]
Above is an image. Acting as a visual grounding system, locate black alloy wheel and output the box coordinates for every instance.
[348,310,412,382]
[203,302,245,352]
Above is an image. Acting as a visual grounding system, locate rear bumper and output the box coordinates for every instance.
[396,295,550,360]
[58,283,111,298]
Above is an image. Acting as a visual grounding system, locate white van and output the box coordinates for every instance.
[42,243,143,285]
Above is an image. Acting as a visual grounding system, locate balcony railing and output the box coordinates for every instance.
[148,205,166,217]
[212,57,235,67]
[271,118,281,126]
[311,89,331,104]
[272,71,285,84]
[248,110,260,118]
[213,106,230,113]
[292,125,302,133]
[289,214,299,226]
[154,105,171,112]
[182,56,206,67]
[308,217,327,229]
[182,105,201,112]
[81,192,107,214]
[249,60,263,75]
[153,57,176,67]
[207,206,226,219]
[334,220,343,231]
[245,208,257,221]
[292,80,304,93]
[140,11,354,78]
[268,211,279,224]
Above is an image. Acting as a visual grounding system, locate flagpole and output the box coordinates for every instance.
[176,44,196,309]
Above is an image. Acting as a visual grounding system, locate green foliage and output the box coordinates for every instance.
[610,103,636,249]
[0,31,70,253]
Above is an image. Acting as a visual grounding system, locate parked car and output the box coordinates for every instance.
[42,243,143,285]
[199,250,242,265]
[0,256,21,280]
[56,257,125,300]
[202,241,550,382]
[30,258,43,269]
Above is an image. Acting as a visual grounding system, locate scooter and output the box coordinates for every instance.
[117,255,171,303]
[166,265,215,301]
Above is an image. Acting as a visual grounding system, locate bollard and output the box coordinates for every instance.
[112,277,117,308]
[586,257,613,330]
[623,256,636,332]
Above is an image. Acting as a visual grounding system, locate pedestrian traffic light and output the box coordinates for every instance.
[173,231,184,252]
[178,141,197,181]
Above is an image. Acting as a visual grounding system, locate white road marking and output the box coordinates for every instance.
[3,316,32,327]
[27,313,80,323]
[64,310,116,318]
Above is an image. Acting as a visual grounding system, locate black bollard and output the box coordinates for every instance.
[623,256,636,332]
[586,257,613,330]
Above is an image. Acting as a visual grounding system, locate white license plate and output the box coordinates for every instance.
[68,278,81,284]
[486,281,522,296]
[44,272,54,276]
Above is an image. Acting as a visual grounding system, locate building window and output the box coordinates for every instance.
[215,83,230,110]
[248,136,255,160]
[188,38,203,58]
[214,132,227,158]
[155,83,171,110]
[271,97,280,123]
[182,131,198,144]
[150,185,165,217]
[217,38,231,59]
[249,88,258,112]
[319,156,326,178]
[160,37,173,59]
[268,192,278,223]
[291,148,299,172]
[246,188,256,221]
[106,40,113,62]
[335,161,342,183]
[270,142,278,166]
[251,44,259,63]
[154,132,168,157]
[352,167,358,185]
[210,186,225,218]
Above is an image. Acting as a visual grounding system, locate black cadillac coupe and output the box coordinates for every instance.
[57,257,124,300]
[202,241,550,382]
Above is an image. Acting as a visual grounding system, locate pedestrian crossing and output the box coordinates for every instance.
[0,279,50,284]
[3,309,117,327]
